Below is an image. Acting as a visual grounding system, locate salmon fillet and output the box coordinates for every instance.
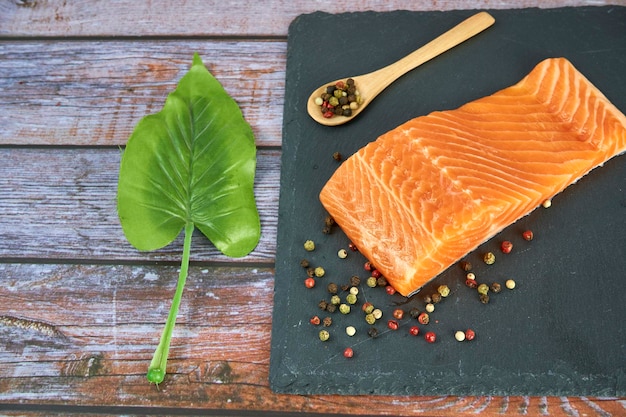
[319,57,626,296]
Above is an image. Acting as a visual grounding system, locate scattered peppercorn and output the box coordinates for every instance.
[393,309,404,320]
[372,309,383,320]
[460,260,473,271]
[522,230,534,241]
[319,330,330,342]
[409,308,421,319]
[323,316,332,327]
[542,198,552,208]
[500,240,513,254]
[364,261,373,271]
[477,283,489,295]
[368,327,379,338]
[387,320,399,330]
[366,276,377,287]
[303,240,315,251]
[306,267,315,277]
[349,276,360,286]
[330,295,341,305]
[385,285,396,295]
[346,326,356,337]
[343,347,354,358]
[300,259,310,268]
[505,279,516,289]
[337,248,348,259]
[304,277,315,288]
[318,300,328,310]
[346,293,357,305]
[479,293,490,304]
[365,313,376,325]
[327,282,338,294]
[466,272,476,281]
[483,251,496,265]
[339,304,351,315]
[314,266,325,277]
[437,285,451,297]
[431,293,442,304]
[349,286,359,295]
[310,316,320,326]
[417,312,429,325]
[424,331,437,343]
[332,151,342,161]
[371,269,382,279]
[409,326,420,336]
[376,276,387,287]
[326,303,337,313]
[425,303,435,313]
[423,294,432,304]
[455,330,466,342]
[465,329,476,341]
[348,242,358,251]
[465,279,478,289]
[490,282,502,293]
[362,302,374,314]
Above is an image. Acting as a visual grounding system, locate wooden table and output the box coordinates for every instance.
[1,1,624,415]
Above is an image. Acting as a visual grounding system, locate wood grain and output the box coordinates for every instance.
[0,41,286,146]
[0,0,604,37]
[0,148,279,262]
[0,0,623,415]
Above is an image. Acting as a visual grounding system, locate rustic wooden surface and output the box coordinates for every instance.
[1,1,624,416]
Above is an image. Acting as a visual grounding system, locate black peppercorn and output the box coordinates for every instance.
[431,293,442,304]
[376,276,387,287]
[368,327,379,338]
[349,276,360,286]
[327,282,338,294]
[300,259,309,268]
[490,282,502,293]
[479,293,490,304]
[326,303,337,313]
[332,152,342,161]
[323,316,332,327]
[318,300,328,310]
[409,308,421,319]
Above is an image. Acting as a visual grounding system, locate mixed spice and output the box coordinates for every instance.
[315,78,362,119]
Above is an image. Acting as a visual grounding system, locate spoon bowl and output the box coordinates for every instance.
[307,11,495,126]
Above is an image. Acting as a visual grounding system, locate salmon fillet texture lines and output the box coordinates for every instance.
[319,57,626,296]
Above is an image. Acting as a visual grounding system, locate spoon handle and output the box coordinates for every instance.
[364,12,495,96]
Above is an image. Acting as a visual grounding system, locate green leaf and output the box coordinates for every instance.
[117,53,260,258]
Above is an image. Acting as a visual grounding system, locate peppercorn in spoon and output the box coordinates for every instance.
[307,11,495,126]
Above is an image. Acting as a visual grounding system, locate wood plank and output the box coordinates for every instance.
[0,147,279,262]
[0,40,286,146]
[0,0,607,37]
[1,262,624,416]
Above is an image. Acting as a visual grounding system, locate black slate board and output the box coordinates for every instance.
[270,7,626,396]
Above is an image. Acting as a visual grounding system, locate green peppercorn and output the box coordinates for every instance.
[319,330,330,341]
[304,240,315,251]
[477,283,489,295]
[366,276,377,287]
[329,96,339,107]
[437,285,450,297]
[483,252,496,265]
[363,303,374,314]
[314,266,325,277]
[339,304,351,314]
[346,293,357,305]
[365,313,376,324]
[330,295,341,305]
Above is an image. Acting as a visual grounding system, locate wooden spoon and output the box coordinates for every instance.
[307,11,495,126]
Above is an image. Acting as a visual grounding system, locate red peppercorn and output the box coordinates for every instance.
[343,347,354,358]
[465,329,476,341]
[424,331,436,343]
[393,309,404,320]
[371,269,382,278]
[522,230,534,241]
[465,278,478,289]
[323,110,334,118]
[387,320,399,330]
[364,261,373,271]
[385,285,396,296]
[348,242,358,251]
[304,277,315,288]
[409,326,420,336]
[417,312,430,325]
[310,316,320,326]
[500,240,513,254]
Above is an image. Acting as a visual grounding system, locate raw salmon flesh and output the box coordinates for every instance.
[319,57,626,296]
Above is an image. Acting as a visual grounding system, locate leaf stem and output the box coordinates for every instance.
[147,222,194,385]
